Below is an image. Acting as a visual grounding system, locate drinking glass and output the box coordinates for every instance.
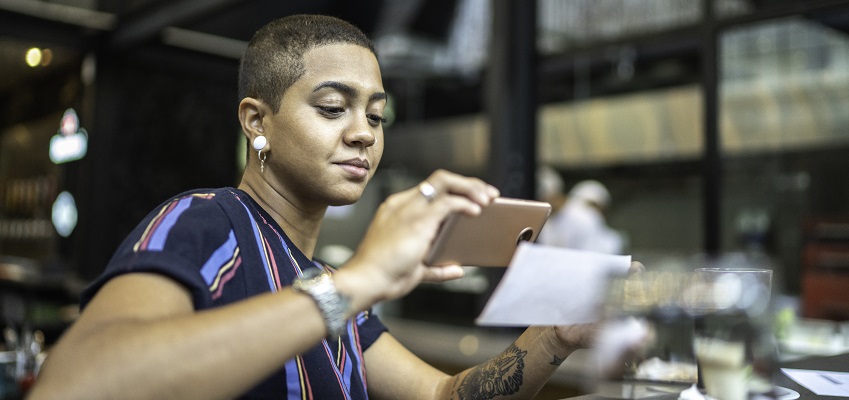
[690,267,774,400]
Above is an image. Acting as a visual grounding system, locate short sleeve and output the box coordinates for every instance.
[80,190,235,309]
[356,311,388,351]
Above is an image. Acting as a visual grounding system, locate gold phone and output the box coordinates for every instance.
[424,197,552,267]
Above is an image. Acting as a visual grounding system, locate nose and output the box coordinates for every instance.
[343,116,377,148]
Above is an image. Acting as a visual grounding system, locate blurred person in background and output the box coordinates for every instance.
[536,166,625,254]
[29,15,644,400]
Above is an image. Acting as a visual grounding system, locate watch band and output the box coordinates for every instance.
[292,268,350,338]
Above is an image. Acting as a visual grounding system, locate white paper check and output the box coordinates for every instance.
[782,368,849,397]
[476,242,631,326]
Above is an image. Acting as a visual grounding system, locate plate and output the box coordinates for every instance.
[751,386,800,400]
[772,386,800,400]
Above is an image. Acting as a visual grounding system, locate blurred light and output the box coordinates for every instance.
[49,131,88,164]
[40,48,53,66]
[8,124,31,148]
[25,48,42,67]
[458,334,479,356]
[60,108,79,136]
[0,0,115,30]
[50,108,88,164]
[81,54,96,85]
[52,191,78,237]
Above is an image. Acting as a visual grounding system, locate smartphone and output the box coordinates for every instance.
[423,197,552,267]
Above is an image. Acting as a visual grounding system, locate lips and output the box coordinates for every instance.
[335,158,370,179]
[337,158,370,170]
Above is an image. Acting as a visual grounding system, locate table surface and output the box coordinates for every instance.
[563,352,849,400]
[774,352,849,399]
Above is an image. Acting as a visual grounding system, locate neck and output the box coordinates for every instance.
[238,172,325,258]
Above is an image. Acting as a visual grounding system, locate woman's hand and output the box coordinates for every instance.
[551,261,646,350]
[337,169,499,309]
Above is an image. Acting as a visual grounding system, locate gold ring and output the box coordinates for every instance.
[418,181,437,202]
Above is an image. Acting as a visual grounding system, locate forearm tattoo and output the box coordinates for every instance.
[550,354,566,366]
[454,343,528,399]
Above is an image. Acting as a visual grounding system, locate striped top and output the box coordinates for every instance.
[81,188,387,399]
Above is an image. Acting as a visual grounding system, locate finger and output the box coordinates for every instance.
[416,181,438,204]
[409,183,490,220]
[628,261,645,274]
[437,193,495,217]
[421,264,465,282]
[425,169,499,206]
[552,323,598,351]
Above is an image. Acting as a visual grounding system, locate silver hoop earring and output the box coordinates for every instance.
[257,150,267,173]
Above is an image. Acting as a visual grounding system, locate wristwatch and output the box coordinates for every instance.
[292,268,350,338]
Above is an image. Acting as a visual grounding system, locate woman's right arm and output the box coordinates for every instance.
[29,272,330,400]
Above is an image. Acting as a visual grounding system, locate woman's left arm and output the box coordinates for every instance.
[364,324,594,400]
[364,261,646,400]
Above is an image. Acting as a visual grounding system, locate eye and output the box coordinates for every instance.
[367,114,387,127]
[317,106,344,118]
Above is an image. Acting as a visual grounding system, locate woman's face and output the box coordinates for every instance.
[265,43,386,207]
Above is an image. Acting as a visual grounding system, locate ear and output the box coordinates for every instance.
[238,97,269,141]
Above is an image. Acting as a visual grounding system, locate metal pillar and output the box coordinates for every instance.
[702,0,721,256]
[485,0,537,199]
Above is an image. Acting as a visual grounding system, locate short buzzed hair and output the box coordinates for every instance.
[238,14,377,112]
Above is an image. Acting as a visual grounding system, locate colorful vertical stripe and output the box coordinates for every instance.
[133,193,215,252]
[232,190,368,400]
[286,356,312,400]
[234,198,277,292]
[320,340,354,400]
[199,230,242,300]
[349,314,368,390]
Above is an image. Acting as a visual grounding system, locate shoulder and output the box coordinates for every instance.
[125,188,249,254]
[161,188,238,208]
[148,188,248,222]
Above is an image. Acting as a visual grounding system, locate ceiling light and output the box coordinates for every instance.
[25,48,42,67]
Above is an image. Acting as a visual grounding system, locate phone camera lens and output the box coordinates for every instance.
[516,227,534,244]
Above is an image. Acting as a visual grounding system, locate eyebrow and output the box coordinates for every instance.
[313,81,387,102]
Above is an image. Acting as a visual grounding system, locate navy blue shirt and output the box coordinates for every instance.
[82,188,387,399]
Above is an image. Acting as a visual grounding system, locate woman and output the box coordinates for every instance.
[29,14,633,400]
